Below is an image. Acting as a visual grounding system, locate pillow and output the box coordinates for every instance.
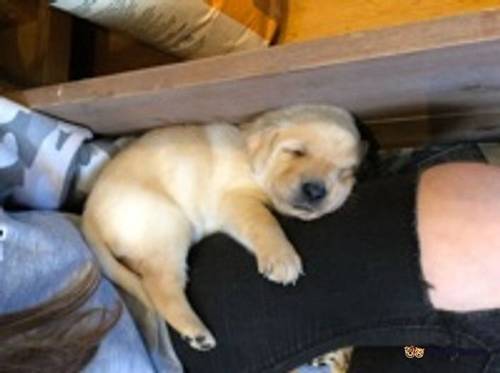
[50,0,281,59]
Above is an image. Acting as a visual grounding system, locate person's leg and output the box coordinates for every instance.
[418,163,500,311]
[171,172,493,373]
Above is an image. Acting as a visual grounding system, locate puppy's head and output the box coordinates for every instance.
[243,105,363,220]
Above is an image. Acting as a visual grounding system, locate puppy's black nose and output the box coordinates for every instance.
[302,181,327,203]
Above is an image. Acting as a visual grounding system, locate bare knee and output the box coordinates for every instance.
[418,163,500,311]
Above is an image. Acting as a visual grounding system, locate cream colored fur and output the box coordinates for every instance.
[82,105,362,351]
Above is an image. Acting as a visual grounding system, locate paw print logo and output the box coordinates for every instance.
[404,345,425,359]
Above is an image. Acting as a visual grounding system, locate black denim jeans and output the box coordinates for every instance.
[170,171,500,373]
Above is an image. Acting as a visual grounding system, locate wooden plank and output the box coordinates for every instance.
[92,29,179,77]
[0,1,72,87]
[0,78,17,95]
[368,111,500,147]
[0,0,38,29]
[279,0,500,43]
[8,9,500,147]
[36,6,73,85]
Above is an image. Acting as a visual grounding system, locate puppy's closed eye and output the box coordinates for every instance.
[285,148,306,157]
[281,141,307,157]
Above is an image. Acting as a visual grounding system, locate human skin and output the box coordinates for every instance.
[418,162,500,311]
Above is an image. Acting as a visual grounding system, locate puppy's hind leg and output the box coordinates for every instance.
[142,259,216,351]
[140,215,216,351]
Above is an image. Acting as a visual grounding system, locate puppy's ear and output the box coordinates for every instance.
[353,115,381,181]
[244,126,280,174]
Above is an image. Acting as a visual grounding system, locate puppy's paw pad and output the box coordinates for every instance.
[183,332,216,351]
[258,249,303,285]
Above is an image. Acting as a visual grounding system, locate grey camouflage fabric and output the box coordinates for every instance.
[0,97,129,209]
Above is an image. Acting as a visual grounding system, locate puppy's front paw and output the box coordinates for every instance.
[182,330,217,351]
[257,247,303,285]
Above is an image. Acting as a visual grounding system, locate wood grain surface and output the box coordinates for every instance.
[0,1,72,86]
[280,0,500,43]
[8,9,500,147]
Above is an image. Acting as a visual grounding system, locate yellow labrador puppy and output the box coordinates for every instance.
[82,104,362,351]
